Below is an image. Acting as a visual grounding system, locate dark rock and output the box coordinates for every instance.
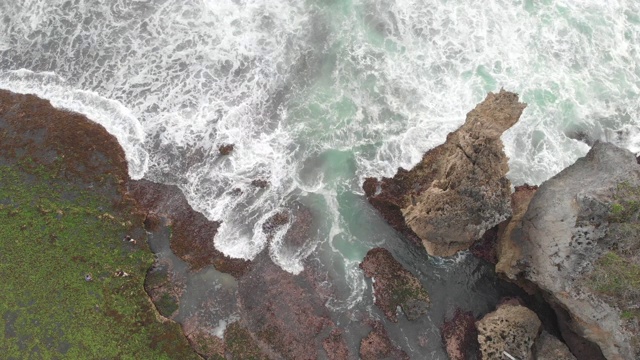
[441,309,479,360]
[359,248,430,322]
[470,225,499,264]
[364,90,526,256]
[251,179,269,188]
[127,179,251,277]
[359,321,409,360]
[218,144,234,155]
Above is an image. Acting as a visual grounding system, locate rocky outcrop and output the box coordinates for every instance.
[498,142,640,359]
[359,321,409,360]
[364,90,526,256]
[359,248,430,322]
[476,303,541,360]
[441,309,479,360]
[534,331,576,360]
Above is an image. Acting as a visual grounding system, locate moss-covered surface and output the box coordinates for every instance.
[223,322,268,360]
[585,182,640,320]
[359,247,430,322]
[0,162,200,359]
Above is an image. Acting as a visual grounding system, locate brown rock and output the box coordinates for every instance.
[364,90,526,256]
[322,328,350,360]
[476,304,541,360]
[441,309,479,360]
[218,143,234,155]
[533,331,576,360]
[360,248,430,322]
[495,184,538,279]
[359,321,409,360]
[127,179,251,277]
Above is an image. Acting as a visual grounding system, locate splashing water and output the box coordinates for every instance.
[1,0,639,280]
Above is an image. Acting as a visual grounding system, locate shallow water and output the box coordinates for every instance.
[1,0,639,357]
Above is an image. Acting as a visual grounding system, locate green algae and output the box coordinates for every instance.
[0,163,200,359]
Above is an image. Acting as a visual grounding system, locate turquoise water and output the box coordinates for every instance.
[1,0,639,357]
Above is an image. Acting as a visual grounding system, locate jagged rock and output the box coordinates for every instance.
[359,321,409,360]
[498,142,640,360]
[495,184,538,279]
[322,328,350,360]
[359,248,430,322]
[476,303,541,360]
[441,309,479,360]
[364,90,526,256]
[127,179,251,277]
[534,331,576,360]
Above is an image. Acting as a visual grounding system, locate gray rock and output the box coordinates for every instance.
[500,141,640,360]
[534,331,576,360]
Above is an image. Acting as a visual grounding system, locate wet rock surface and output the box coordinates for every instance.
[360,247,430,322]
[441,309,480,360]
[476,303,541,360]
[498,142,640,360]
[322,328,351,360]
[440,309,480,360]
[364,90,525,256]
[359,321,409,360]
[127,179,251,277]
[237,253,334,360]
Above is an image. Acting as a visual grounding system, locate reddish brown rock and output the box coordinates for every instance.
[0,90,129,191]
[470,225,499,264]
[237,254,334,360]
[364,90,525,257]
[323,328,350,360]
[127,179,250,277]
[359,321,409,360]
[218,143,234,155]
[360,248,430,322]
[441,309,479,360]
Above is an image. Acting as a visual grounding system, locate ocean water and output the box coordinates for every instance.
[1,0,639,356]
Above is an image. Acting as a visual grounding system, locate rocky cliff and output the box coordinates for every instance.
[364,90,526,256]
[498,142,640,359]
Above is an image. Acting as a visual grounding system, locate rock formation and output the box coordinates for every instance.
[497,141,640,359]
[364,90,526,256]
[359,248,430,322]
[476,303,541,360]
